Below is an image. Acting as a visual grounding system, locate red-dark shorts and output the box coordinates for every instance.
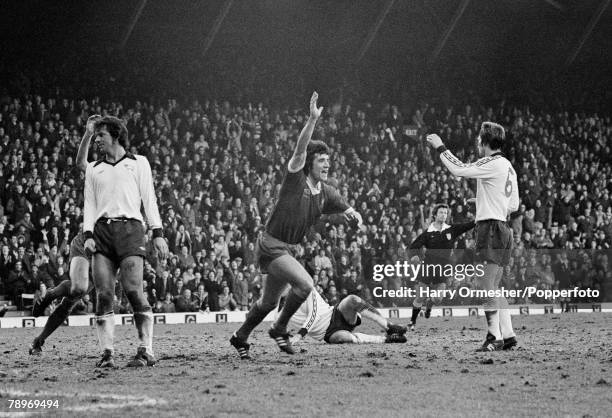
[256,231,300,272]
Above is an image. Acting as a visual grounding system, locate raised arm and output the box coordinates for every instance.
[234,120,243,139]
[76,115,101,172]
[426,134,496,179]
[225,120,233,140]
[288,92,323,173]
[83,166,96,239]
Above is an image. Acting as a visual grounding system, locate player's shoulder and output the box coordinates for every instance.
[132,153,153,167]
[283,166,305,184]
[475,153,504,167]
[427,223,450,233]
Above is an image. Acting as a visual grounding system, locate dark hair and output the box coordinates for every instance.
[433,203,449,218]
[479,121,505,150]
[94,116,128,148]
[303,140,329,175]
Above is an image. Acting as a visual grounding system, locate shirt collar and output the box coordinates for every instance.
[306,176,321,195]
[94,152,137,167]
[427,222,450,232]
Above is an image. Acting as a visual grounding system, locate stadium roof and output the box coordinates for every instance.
[2,0,611,89]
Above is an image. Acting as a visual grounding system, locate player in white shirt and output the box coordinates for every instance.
[84,116,169,368]
[427,122,519,351]
[283,290,408,345]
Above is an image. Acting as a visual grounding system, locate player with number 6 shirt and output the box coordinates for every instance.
[426,122,519,351]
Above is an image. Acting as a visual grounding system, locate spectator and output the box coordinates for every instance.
[193,284,209,312]
[33,283,53,316]
[175,289,198,312]
[6,261,31,308]
[217,285,237,311]
[232,271,249,310]
[160,294,176,313]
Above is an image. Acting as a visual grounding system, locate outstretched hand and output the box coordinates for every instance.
[426,133,444,149]
[309,92,323,120]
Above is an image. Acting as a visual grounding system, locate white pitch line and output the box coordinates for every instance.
[0,389,167,415]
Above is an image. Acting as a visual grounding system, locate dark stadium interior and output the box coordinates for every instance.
[1,0,611,317]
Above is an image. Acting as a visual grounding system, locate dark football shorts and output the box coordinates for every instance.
[474,219,513,266]
[69,232,89,263]
[324,304,362,343]
[256,231,299,272]
[93,218,146,265]
[415,264,447,285]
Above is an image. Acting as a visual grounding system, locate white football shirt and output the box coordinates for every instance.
[439,151,519,221]
[83,153,162,233]
[281,290,334,341]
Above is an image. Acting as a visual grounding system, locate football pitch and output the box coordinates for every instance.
[1,313,611,417]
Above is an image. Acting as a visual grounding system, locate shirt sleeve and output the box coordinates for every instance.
[439,151,499,179]
[322,184,350,214]
[279,169,304,196]
[83,163,96,233]
[508,173,520,215]
[299,292,318,334]
[137,156,162,229]
[449,221,476,239]
[409,232,427,250]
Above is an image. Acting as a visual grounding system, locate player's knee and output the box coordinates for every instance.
[329,332,357,344]
[70,284,88,299]
[96,290,114,312]
[133,304,152,314]
[292,282,313,298]
[483,297,497,310]
[497,296,509,309]
[126,290,148,312]
[258,299,277,312]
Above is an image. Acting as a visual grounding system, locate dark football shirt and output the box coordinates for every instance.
[266,170,349,244]
[409,221,476,265]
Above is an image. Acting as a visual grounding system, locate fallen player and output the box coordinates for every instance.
[282,290,408,345]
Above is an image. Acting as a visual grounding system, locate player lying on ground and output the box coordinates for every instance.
[426,122,519,351]
[408,203,475,330]
[84,116,168,368]
[30,115,100,355]
[283,290,407,345]
[230,92,363,359]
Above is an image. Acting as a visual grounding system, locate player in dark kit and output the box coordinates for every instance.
[29,115,100,355]
[30,233,94,354]
[230,92,400,359]
[408,203,475,329]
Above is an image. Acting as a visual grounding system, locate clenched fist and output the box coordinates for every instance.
[426,133,444,150]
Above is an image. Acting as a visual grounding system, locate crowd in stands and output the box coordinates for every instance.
[0,58,610,316]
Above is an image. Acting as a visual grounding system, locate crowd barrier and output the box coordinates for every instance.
[1,303,610,328]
